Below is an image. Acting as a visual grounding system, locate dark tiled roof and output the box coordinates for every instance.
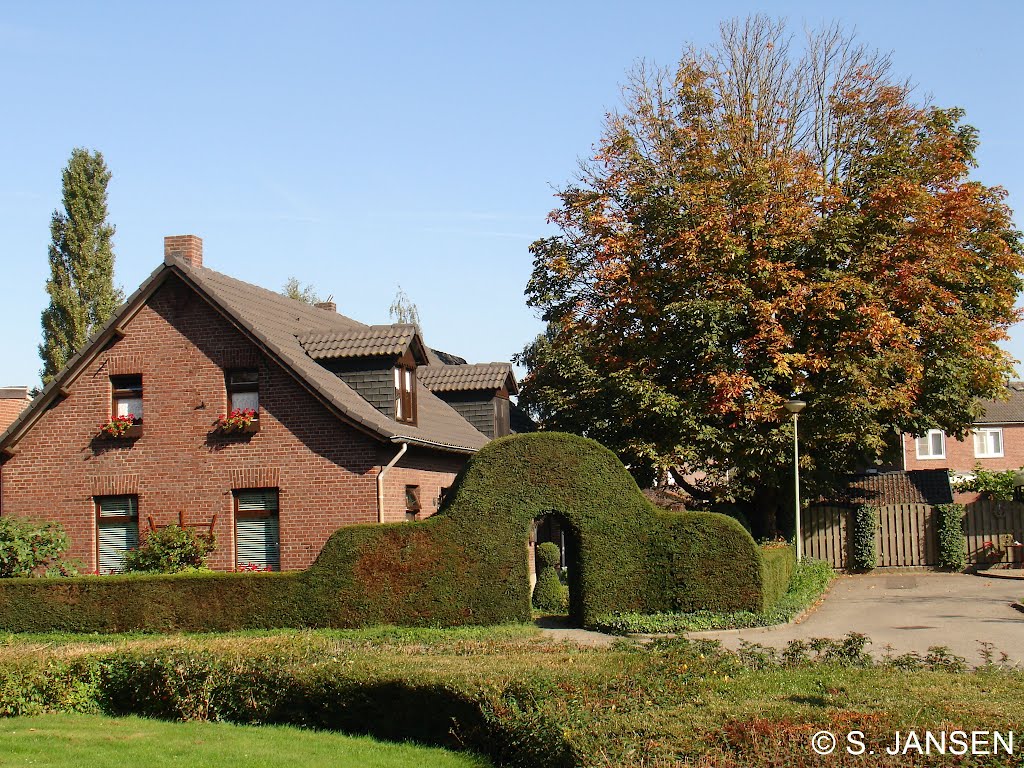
[175,259,488,453]
[830,469,953,506]
[297,325,418,360]
[429,349,468,366]
[419,363,517,394]
[0,256,490,455]
[976,381,1024,424]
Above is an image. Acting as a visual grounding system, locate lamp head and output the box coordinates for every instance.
[783,399,806,415]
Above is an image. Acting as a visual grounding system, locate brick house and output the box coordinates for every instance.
[0,235,529,574]
[902,382,1024,475]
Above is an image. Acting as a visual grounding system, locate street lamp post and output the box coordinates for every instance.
[784,399,807,561]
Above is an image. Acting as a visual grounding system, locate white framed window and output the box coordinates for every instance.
[973,427,1004,458]
[915,429,945,460]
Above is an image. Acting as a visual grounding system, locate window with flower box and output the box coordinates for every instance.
[96,495,139,574]
[221,369,260,433]
[106,375,143,438]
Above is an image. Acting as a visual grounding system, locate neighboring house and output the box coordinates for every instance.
[902,382,1024,474]
[0,235,527,574]
[0,387,32,433]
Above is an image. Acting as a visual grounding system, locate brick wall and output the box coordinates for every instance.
[381,447,465,523]
[902,424,1024,473]
[0,274,470,571]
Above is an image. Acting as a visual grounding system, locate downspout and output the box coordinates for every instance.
[376,442,408,524]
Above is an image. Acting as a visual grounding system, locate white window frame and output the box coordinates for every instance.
[915,429,946,460]
[973,427,1004,458]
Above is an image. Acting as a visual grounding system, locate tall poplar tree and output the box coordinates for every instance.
[39,148,122,383]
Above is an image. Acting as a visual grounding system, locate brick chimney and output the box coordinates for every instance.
[164,235,203,268]
[314,301,337,312]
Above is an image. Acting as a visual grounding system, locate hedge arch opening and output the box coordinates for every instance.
[529,512,581,623]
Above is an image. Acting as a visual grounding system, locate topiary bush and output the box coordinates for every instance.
[936,503,967,571]
[532,542,568,613]
[123,525,216,574]
[850,505,878,572]
[0,433,786,632]
[0,515,76,577]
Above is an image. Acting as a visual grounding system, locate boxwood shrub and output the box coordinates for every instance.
[0,433,787,632]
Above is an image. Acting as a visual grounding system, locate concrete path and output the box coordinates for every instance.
[693,572,1024,665]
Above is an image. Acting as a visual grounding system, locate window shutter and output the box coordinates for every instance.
[97,496,139,574]
[237,489,278,513]
[235,490,280,570]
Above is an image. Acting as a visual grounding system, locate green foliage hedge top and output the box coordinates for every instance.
[0,433,786,632]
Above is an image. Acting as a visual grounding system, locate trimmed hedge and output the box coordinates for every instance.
[759,545,796,610]
[0,649,576,768]
[936,503,967,571]
[0,433,783,631]
[850,505,878,572]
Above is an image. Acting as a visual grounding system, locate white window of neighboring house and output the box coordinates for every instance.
[915,429,946,460]
[973,427,1004,458]
[96,495,139,574]
[234,488,280,571]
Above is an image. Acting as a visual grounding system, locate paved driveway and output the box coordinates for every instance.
[694,572,1024,665]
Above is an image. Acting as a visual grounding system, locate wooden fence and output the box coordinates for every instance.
[804,500,1024,570]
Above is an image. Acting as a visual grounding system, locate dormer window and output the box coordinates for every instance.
[227,369,259,413]
[395,365,416,424]
[111,375,143,423]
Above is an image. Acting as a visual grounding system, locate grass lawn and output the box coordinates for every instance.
[0,713,491,768]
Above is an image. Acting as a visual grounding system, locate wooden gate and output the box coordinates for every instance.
[803,505,851,569]
[875,503,936,567]
[804,503,938,569]
[963,500,1024,566]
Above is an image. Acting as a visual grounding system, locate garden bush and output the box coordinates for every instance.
[0,433,788,632]
[532,542,568,613]
[850,504,878,571]
[0,515,76,577]
[122,525,216,574]
[936,503,967,571]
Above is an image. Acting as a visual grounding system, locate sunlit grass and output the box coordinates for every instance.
[0,714,491,768]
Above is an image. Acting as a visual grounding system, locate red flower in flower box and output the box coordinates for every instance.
[216,408,259,434]
[100,414,142,439]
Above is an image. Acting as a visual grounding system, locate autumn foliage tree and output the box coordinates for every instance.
[520,17,1024,534]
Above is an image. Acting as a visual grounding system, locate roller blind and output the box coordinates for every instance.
[235,490,280,571]
[97,496,139,574]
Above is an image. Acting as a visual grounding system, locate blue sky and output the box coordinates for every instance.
[1,1,1021,387]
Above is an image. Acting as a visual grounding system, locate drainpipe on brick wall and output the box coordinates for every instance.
[377,442,408,524]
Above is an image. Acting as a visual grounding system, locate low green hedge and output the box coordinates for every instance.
[592,558,833,634]
[0,649,575,768]
[759,545,796,610]
[0,433,782,632]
